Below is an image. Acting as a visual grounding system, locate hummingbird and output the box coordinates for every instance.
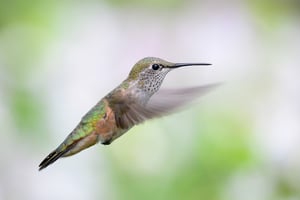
[39,57,216,170]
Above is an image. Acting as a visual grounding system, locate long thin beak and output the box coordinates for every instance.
[167,62,212,68]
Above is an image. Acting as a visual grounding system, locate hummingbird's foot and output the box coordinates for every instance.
[101,139,112,145]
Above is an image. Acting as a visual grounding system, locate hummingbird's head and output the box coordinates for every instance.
[128,57,211,96]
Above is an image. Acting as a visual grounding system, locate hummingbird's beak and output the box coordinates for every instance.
[167,63,212,69]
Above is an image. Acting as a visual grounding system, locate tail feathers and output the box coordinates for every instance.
[38,150,66,171]
[39,132,98,170]
[39,141,78,171]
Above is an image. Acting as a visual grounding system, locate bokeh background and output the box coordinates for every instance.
[1,0,300,199]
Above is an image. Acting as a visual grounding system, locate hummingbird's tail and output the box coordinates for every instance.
[39,129,98,171]
[38,141,77,171]
[39,150,65,171]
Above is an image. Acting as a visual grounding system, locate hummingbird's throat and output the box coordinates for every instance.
[140,72,166,94]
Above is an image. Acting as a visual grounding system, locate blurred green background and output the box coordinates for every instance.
[0,0,300,200]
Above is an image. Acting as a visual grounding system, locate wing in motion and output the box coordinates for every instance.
[111,83,219,129]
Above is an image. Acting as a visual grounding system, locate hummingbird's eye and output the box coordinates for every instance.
[152,64,160,70]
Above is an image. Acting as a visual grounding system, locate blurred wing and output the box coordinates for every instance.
[111,99,149,129]
[111,83,219,129]
[146,83,219,116]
